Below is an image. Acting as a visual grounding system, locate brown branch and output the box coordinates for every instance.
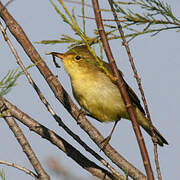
[0,96,114,180]
[92,0,154,180]
[0,2,146,180]
[0,98,49,180]
[108,1,162,180]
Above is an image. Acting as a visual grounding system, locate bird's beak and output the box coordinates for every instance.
[47,52,64,59]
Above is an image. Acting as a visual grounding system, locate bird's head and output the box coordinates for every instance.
[49,45,100,77]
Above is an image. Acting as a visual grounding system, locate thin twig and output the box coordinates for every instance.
[108,1,162,180]
[64,0,92,8]
[78,15,128,22]
[64,0,111,12]
[0,160,37,179]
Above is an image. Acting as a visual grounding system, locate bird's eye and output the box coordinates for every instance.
[75,55,81,60]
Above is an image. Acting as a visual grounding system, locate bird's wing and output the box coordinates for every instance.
[123,80,145,115]
[101,61,146,115]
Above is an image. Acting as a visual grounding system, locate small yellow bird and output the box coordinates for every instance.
[50,45,168,146]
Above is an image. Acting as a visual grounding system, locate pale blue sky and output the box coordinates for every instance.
[0,0,180,179]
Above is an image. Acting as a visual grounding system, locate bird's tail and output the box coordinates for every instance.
[134,107,168,146]
[144,125,168,146]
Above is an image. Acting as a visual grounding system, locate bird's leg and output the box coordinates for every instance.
[100,120,120,150]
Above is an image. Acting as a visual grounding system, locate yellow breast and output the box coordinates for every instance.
[71,70,129,122]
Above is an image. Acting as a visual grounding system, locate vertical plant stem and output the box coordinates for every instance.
[108,1,162,180]
[92,0,155,180]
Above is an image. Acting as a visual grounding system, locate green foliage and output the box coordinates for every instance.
[38,0,99,48]
[0,169,5,180]
[39,0,179,45]
[0,69,23,96]
[38,34,97,48]
[113,0,180,38]
[0,61,40,96]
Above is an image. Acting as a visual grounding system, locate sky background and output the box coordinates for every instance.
[0,0,180,179]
